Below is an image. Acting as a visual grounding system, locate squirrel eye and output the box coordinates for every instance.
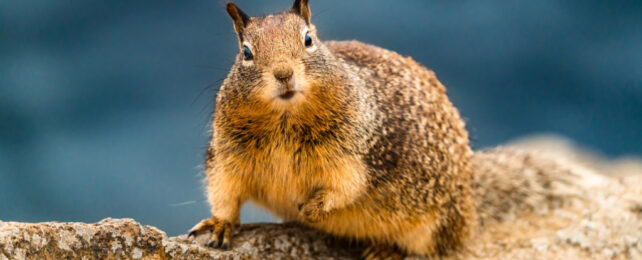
[242,46,253,60]
[304,33,312,47]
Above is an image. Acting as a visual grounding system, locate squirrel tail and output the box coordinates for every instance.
[471,147,607,226]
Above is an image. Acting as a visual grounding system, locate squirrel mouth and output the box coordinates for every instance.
[278,90,297,100]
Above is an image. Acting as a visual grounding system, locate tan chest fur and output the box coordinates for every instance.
[218,137,360,221]
[218,138,338,217]
[246,146,308,220]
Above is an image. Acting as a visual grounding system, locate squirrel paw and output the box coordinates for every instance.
[188,216,234,250]
[297,198,330,223]
[361,244,404,260]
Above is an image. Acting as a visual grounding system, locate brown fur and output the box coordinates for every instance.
[471,147,587,226]
[190,1,476,258]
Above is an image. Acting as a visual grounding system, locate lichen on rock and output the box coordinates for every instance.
[0,218,361,260]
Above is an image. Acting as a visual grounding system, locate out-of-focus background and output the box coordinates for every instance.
[1,0,640,236]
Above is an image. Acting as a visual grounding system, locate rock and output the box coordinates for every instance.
[0,219,361,259]
[1,136,640,259]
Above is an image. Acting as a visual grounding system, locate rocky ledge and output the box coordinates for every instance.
[1,136,641,259]
[0,219,363,259]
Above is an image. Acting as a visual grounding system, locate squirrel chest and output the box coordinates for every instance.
[217,119,366,221]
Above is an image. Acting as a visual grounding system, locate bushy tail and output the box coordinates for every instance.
[471,147,606,226]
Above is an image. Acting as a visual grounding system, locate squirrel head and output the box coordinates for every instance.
[221,0,347,113]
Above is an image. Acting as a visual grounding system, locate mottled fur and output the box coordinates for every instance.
[472,147,588,226]
[190,1,475,258]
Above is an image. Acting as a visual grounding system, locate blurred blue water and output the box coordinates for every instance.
[0,0,640,236]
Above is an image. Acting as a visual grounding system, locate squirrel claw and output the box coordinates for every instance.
[187,228,200,238]
[188,217,234,250]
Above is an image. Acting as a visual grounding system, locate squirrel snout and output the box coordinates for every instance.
[273,68,294,83]
[271,65,299,100]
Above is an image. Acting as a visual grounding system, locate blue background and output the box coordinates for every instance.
[1,0,640,236]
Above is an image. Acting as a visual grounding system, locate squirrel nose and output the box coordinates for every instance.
[274,68,293,83]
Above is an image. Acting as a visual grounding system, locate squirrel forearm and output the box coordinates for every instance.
[205,170,244,222]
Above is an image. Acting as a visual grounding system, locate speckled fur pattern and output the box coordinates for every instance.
[471,147,592,226]
[192,1,476,257]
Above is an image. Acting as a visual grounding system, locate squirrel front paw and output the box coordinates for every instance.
[298,195,331,223]
[188,216,234,249]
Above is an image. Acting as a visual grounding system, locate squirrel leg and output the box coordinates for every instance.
[188,171,244,249]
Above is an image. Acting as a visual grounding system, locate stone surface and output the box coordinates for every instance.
[0,219,361,259]
[1,136,640,259]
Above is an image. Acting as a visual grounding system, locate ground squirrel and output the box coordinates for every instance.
[189,1,476,258]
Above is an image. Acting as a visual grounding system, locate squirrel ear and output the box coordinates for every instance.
[291,0,311,24]
[226,2,250,36]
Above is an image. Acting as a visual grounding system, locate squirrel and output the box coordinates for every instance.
[189,1,476,258]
